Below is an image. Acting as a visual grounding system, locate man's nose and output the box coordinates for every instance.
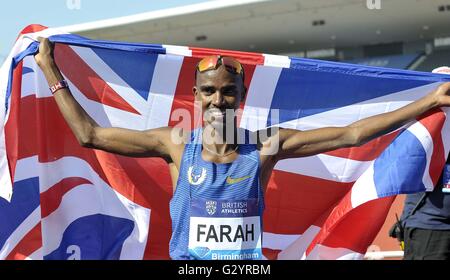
[211,91,224,106]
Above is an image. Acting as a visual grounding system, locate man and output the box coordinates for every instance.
[401,66,450,260]
[34,38,450,260]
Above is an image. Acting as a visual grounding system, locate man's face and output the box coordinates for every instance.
[193,64,246,127]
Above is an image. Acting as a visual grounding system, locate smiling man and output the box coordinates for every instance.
[34,38,450,260]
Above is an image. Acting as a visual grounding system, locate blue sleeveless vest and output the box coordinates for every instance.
[169,128,264,260]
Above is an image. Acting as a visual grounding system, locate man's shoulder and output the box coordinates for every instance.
[146,127,189,148]
[167,127,192,145]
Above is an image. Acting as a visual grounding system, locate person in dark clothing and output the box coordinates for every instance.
[401,66,450,260]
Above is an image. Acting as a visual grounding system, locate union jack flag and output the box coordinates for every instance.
[1,25,450,260]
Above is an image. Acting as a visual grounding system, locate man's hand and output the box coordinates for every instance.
[34,37,55,67]
[432,82,450,108]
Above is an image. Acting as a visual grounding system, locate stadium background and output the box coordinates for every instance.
[6,0,450,259]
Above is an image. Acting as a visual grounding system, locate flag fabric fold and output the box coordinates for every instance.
[1,25,450,260]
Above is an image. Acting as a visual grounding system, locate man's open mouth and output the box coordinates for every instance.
[205,108,226,122]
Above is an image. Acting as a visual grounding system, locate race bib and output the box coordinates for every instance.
[442,164,450,193]
[188,199,262,260]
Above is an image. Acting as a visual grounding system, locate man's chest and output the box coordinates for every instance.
[168,154,276,194]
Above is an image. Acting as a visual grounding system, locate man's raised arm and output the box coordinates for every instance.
[272,82,450,160]
[34,38,176,159]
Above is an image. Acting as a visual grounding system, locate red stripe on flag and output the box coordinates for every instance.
[40,177,92,218]
[322,196,395,255]
[264,169,352,234]
[305,191,395,257]
[7,94,39,161]
[262,248,281,260]
[6,222,42,260]
[190,47,265,65]
[143,200,171,259]
[53,44,140,115]
[5,62,25,183]
[168,57,197,129]
[238,63,258,126]
[16,24,48,40]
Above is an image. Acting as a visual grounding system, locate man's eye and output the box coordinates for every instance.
[223,88,237,96]
[204,88,215,94]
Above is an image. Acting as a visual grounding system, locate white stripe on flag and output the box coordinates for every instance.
[38,156,107,193]
[350,162,378,208]
[305,244,364,260]
[0,144,11,201]
[262,232,301,251]
[22,56,52,98]
[163,45,192,57]
[408,121,434,191]
[263,54,291,68]
[146,54,183,129]
[240,65,282,131]
[276,225,321,260]
[13,156,40,182]
[275,154,373,183]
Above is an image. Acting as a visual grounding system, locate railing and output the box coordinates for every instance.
[364,250,404,260]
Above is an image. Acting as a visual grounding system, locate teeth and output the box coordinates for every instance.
[208,110,224,116]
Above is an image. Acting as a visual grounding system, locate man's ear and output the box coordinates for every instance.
[192,86,198,98]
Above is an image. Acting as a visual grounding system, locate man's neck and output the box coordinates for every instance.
[202,124,238,154]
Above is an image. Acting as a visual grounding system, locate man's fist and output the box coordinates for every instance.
[433,82,450,108]
[34,37,55,67]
